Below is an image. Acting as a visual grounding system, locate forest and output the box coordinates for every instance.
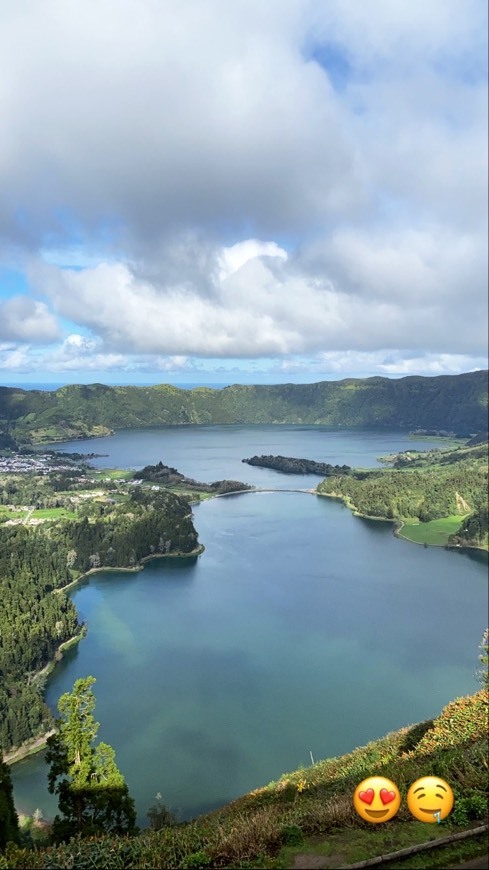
[0,484,200,755]
[136,461,251,494]
[316,443,488,546]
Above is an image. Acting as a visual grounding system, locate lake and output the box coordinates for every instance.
[12,427,488,825]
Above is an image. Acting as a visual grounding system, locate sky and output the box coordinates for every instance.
[0,0,487,386]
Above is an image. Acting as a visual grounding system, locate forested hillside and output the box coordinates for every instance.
[317,443,488,546]
[0,490,200,755]
[0,370,487,444]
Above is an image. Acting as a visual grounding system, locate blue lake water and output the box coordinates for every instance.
[11,427,488,824]
[50,424,456,487]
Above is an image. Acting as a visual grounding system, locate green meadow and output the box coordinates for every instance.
[398,516,468,546]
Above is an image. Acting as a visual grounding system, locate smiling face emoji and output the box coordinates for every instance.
[353,776,401,823]
[407,777,454,823]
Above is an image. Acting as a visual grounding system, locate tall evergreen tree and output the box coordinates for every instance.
[0,751,19,850]
[45,676,137,842]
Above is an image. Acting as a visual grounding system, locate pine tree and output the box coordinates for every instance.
[0,751,19,850]
[45,676,137,842]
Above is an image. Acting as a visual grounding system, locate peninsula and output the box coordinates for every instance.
[316,440,488,549]
[135,460,252,494]
[0,454,241,762]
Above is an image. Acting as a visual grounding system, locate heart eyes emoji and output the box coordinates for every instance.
[353,777,401,823]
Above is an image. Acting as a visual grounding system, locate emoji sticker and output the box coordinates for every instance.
[407,777,454,823]
[353,776,401,823]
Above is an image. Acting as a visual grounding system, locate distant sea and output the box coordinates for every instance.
[1,382,230,391]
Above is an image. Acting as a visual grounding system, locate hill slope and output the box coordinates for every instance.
[0,370,487,444]
[2,689,487,868]
[316,442,488,548]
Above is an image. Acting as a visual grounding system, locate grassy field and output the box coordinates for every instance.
[0,506,21,519]
[31,507,77,520]
[398,515,466,546]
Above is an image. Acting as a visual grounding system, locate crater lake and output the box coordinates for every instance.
[11,426,488,824]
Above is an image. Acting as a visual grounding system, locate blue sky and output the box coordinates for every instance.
[0,0,487,386]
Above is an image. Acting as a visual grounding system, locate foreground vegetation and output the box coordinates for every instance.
[1,687,487,868]
[317,442,488,549]
[45,677,137,843]
[0,370,487,445]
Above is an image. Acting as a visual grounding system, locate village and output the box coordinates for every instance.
[0,452,80,475]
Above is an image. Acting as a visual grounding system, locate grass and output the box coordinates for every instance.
[93,468,133,480]
[398,515,467,546]
[2,690,487,869]
[268,823,488,869]
[31,507,77,520]
[407,436,467,448]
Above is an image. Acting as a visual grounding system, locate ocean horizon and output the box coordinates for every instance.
[1,382,231,391]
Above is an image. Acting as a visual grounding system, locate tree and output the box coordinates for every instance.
[0,751,19,850]
[477,629,489,689]
[45,676,137,842]
[147,791,176,830]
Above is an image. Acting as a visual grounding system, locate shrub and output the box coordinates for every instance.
[451,790,488,827]
[180,850,211,869]
[280,824,304,845]
[407,690,488,755]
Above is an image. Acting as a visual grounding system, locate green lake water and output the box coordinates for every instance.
[11,427,488,824]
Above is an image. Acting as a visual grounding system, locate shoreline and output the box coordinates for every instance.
[6,547,205,767]
[55,543,205,595]
[315,490,488,552]
[3,630,86,766]
[3,731,55,767]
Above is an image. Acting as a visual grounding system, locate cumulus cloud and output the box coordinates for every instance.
[0,0,360,253]
[0,0,487,378]
[0,296,60,342]
[0,334,128,374]
[218,240,288,282]
[29,219,487,360]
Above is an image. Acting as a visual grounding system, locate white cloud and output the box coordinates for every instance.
[0,296,60,342]
[0,0,486,378]
[0,0,360,252]
[218,240,287,281]
[29,217,487,361]
[6,334,129,374]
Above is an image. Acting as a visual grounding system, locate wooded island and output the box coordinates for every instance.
[242,454,351,475]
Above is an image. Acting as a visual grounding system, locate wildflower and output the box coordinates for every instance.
[297,778,307,794]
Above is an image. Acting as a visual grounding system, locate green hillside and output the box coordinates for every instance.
[316,442,488,548]
[0,370,487,444]
[2,689,487,869]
